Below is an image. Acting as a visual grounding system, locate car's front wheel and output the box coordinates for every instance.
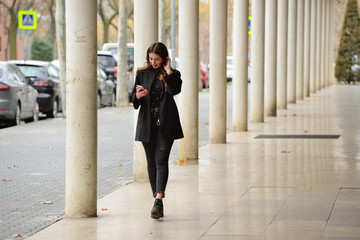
[97,93,101,109]
[110,92,116,107]
[9,103,21,126]
[26,102,39,123]
[46,99,58,118]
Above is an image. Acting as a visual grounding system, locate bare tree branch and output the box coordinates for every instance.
[0,0,11,11]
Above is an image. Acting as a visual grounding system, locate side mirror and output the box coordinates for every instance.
[25,76,35,85]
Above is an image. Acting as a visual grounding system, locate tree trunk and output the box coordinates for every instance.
[49,0,56,41]
[103,21,109,44]
[56,0,66,117]
[116,0,129,107]
[9,15,17,60]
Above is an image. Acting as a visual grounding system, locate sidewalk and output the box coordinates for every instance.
[27,85,360,240]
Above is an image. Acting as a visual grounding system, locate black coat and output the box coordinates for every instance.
[130,68,184,142]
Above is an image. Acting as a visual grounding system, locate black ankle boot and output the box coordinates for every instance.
[151,198,164,219]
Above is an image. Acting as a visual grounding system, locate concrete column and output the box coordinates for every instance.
[276,0,288,110]
[133,0,158,180]
[309,0,317,94]
[250,0,265,122]
[320,0,326,89]
[116,0,129,107]
[296,0,304,100]
[178,0,199,161]
[209,0,227,143]
[325,0,330,87]
[287,0,297,103]
[315,0,321,91]
[158,0,166,43]
[303,0,310,97]
[232,0,248,131]
[330,0,336,85]
[65,0,97,217]
[264,0,277,116]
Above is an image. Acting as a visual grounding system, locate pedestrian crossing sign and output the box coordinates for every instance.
[18,11,37,30]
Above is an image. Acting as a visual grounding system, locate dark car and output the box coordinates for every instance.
[98,50,135,96]
[10,60,62,118]
[97,51,117,81]
[97,66,116,108]
[0,62,39,126]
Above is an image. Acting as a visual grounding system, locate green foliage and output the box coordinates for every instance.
[335,0,360,83]
[31,35,54,61]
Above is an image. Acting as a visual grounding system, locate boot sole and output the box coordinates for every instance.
[151,212,163,219]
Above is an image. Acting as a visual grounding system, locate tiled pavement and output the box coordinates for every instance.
[8,85,360,239]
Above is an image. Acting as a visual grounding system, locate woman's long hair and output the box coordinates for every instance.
[137,42,172,92]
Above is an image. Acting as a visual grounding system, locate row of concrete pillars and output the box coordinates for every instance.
[64,0,335,217]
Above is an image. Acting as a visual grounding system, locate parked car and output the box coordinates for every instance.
[10,60,62,118]
[97,66,116,108]
[0,62,39,126]
[99,46,135,96]
[102,42,136,87]
[97,51,117,81]
[102,42,134,64]
[52,59,116,108]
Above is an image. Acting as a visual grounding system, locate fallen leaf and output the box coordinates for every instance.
[118,164,123,166]
[13,234,21,237]
[304,130,308,133]
[291,113,297,117]
[177,159,185,166]
[101,208,108,211]
[48,146,54,149]
[49,162,54,165]
[2,179,11,182]
[8,165,16,169]
[204,122,209,125]
[43,201,54,204]
[281,150,291,153]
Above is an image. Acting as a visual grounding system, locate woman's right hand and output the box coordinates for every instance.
[136,85,148,99]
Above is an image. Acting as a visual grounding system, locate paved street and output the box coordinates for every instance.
[0,88,233,240]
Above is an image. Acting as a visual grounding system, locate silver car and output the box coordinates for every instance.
[97,66,116,108]
[0,62,39,126]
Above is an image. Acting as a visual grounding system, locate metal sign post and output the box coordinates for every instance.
[18,10,37,60]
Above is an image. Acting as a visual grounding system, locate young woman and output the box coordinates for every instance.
[130,42,183,219]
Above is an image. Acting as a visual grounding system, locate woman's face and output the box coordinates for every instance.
[149,52,163,69]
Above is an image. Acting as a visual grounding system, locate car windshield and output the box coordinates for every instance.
[17,65,46,78]
[98,55,116,68]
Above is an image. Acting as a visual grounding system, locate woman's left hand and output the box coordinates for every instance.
[164,57,172,74]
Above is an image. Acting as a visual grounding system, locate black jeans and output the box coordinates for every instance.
[142,113,174,198]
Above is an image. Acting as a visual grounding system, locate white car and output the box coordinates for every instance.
[102,43,134,64]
